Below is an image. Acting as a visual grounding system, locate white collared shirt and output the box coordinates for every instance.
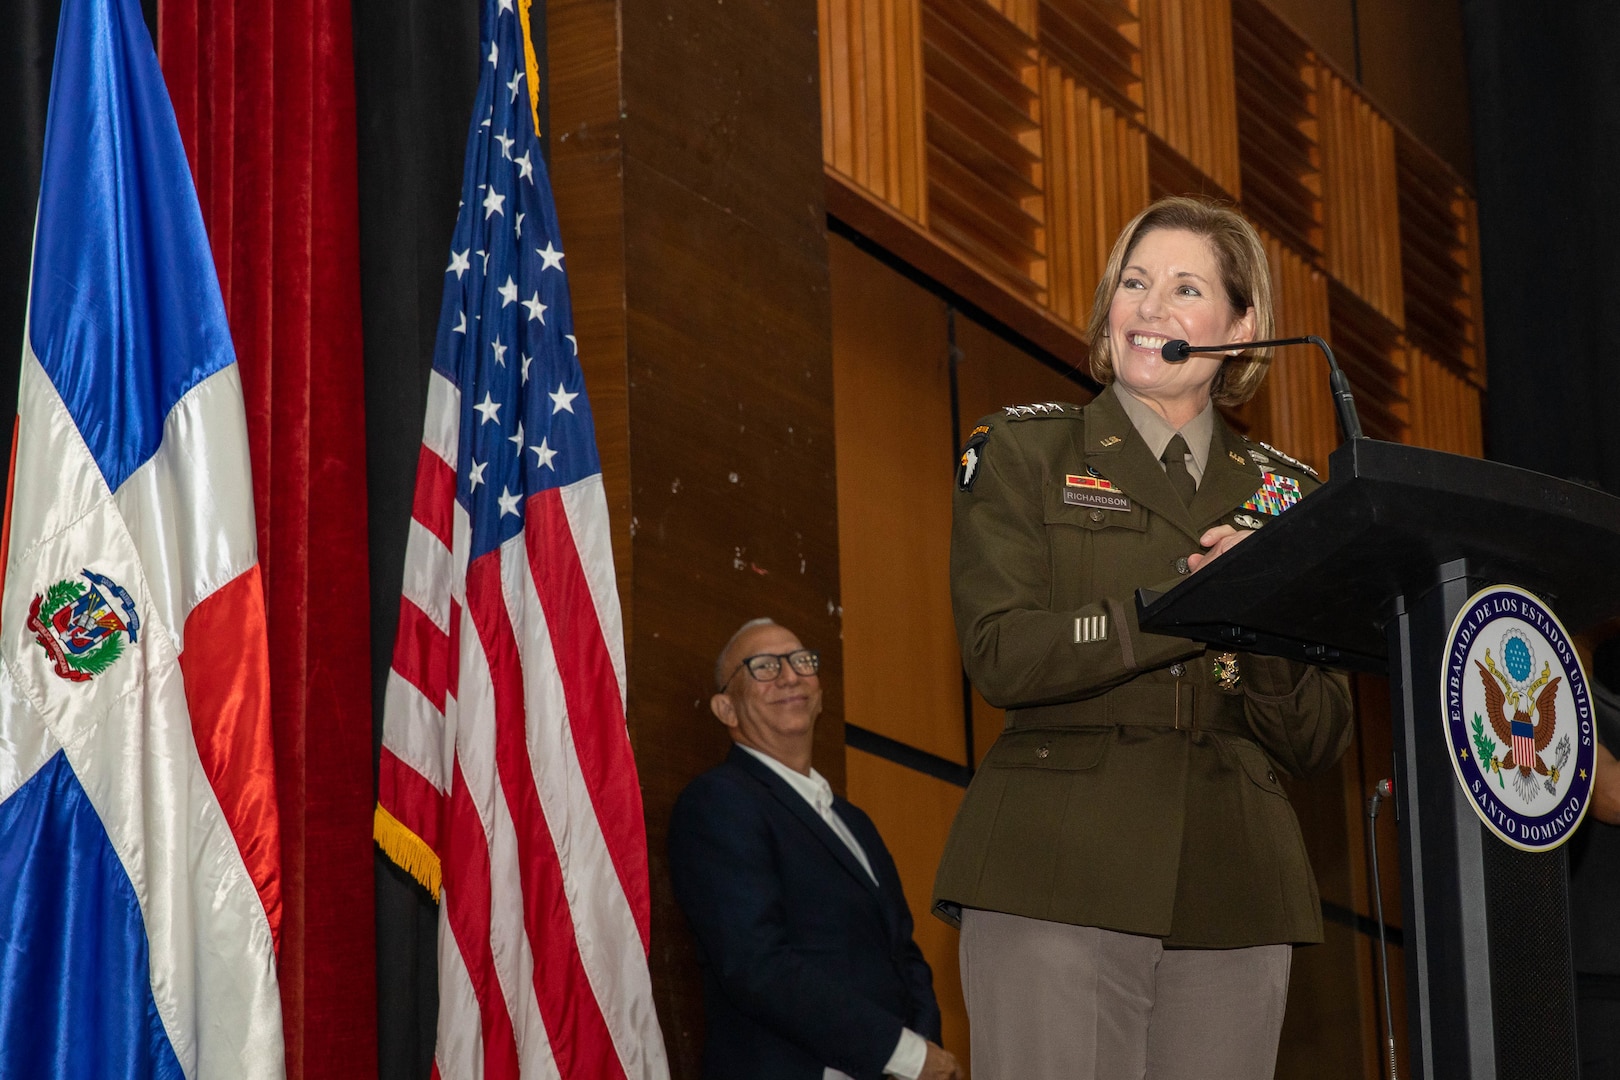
[736,744,928,1080]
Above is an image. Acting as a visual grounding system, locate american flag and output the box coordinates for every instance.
[374,2,668,1077]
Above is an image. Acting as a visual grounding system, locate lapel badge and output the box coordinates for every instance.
[1233,513,1265,530]
[1243,470,1303,516]
[1227,450,1248,466]
[1099,435,1123,448]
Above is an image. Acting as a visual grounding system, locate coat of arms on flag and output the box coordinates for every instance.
[1443,584,1596,852]
[26,569,142,682]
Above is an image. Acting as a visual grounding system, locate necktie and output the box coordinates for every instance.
[1161,434,1195,506]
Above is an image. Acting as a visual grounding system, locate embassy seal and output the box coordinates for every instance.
[1441,584,1595,852]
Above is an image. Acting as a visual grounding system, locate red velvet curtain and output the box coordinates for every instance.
[157,1,379,1077]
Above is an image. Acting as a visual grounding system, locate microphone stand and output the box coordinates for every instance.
[1162,335,1366,443]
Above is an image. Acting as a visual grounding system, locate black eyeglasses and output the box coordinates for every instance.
[723,649,821,687]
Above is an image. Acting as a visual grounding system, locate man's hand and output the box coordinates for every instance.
[913,1041,961,1080]
[1593,742,1620,825]
[1186,524,1255,574]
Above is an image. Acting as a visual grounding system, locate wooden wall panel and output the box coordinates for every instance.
[1408,344,1484,457]
[922,0,1048,298]
[1397,131,1484,381]
[1140,0,1241,198]
[830,234,966,763]
[845,748,971,1072]
[1319,69,1404,327]
[1251,231,1335,474]
[822,0,929,220]
[1233,0,1322,259]
[1038,0,1144,121]
[1041,60,1150,325]
[1329,280,1408,445]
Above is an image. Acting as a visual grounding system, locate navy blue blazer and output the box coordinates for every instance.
[668,745,942,1080]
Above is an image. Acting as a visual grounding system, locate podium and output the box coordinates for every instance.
[1137,437,1620,1080]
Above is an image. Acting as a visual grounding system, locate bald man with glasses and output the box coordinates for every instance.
[669,618,958,1080]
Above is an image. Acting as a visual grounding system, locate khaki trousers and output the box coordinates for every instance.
[960,908,1291,1080]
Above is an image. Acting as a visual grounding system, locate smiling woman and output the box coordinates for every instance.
[934,196,1354,1080]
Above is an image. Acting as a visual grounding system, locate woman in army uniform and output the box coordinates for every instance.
[934,196,1354,1079]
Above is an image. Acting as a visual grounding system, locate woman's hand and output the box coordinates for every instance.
[1187,524,1254,573]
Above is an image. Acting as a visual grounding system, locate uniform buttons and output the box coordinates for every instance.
[1169,663,1186,677]
[1089,509,1105,523]
[1037,744,1050,759]
[1175,556,1190,575]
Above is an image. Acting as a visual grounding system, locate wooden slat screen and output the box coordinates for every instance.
[1408,343,1485,456]
[1255,230,1335,474]
[922,0,1048,297]
[1318,69,1404,327]
[1038,0,1143,122]
[1397,130,1484,382]
[1139,0,1241,198]
[1040,59,1150,324]
[1232,0,1321,259]
[821,0,929,220]
[1329,279,1409,444]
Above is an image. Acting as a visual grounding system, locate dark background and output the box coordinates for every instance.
[0,0,1614,1076]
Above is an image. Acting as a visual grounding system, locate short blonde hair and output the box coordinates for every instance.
[1084,196,1275,408]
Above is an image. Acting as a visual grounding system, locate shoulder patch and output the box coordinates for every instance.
[1001,401,1081,420]
[958,427,991,491]
[1243,437,1319,479]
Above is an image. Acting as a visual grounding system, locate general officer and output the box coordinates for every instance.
[933,195,1355,1080]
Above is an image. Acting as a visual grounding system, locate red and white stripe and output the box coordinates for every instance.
[378,369,665,1080]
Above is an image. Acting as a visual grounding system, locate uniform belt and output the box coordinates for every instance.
[1009,681,1252,737]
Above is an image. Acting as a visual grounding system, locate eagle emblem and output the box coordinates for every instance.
[1443,586,1595,851]
[1475,652,1564,801]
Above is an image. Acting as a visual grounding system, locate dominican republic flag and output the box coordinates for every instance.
[0,0,284,1076]
[372,0,668,1077]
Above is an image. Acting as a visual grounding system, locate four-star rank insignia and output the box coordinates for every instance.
[1243,471,1302,516]
[27,568,141,683]
[958,425,992,491]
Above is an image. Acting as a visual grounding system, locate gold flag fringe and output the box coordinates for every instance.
[374,804,442,901]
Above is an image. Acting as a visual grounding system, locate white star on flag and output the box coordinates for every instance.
[446,248,471,278]
[498,277,518,306]
[507,69,524,101]
[474,392,501,424]
[550,383,578,414]
[491,337,508,366]
[532,438,558,470]
[496,486,521,516]
[495,132,514,159]
[482,187,505,218]
[509,421,525,452]
[515,150,534,182]
[468,459,487,489]
[523,292,547,323]
[536,241,565,271]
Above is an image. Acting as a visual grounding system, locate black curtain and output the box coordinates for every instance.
[1462,0,1620,496]
[0,0,63,453]
[351,1,483,1077]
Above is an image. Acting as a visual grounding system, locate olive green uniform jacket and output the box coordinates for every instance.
[932,385,1354,948]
